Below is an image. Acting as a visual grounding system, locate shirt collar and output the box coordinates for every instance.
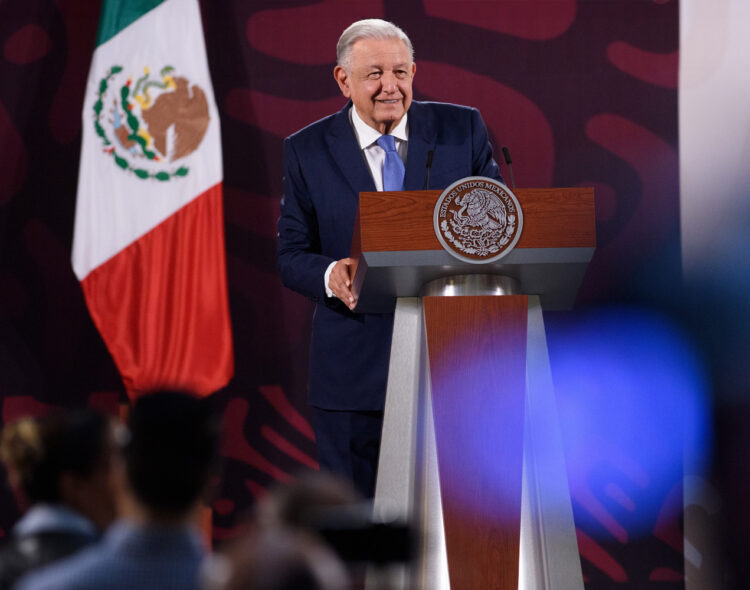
[350,106,409,149]
[13,504,98,537]
[106,519,205,553]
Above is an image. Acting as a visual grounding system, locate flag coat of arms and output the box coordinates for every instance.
[73,0,233,399]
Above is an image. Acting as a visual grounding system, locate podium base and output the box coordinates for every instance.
[368,295,583,590]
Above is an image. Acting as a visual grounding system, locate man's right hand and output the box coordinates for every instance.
[328,258,357,310]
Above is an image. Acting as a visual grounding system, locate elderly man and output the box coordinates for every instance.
[278,19,503,497]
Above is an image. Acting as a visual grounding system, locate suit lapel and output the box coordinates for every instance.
[404,102,437,191]
[325,102,376,195]
[325,101,437,193]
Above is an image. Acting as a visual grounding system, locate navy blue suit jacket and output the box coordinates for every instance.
[278,100,503,411]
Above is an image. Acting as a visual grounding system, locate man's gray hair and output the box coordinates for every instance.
[336,19,414,70]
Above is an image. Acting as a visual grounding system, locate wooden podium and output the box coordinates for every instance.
[353,187,595,590]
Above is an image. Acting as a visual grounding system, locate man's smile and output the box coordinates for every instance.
[335,37,414,134]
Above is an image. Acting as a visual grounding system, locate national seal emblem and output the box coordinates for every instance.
[433,177,523,263]
[92,65,210,181]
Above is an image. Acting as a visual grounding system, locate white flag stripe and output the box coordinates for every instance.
[72,0,222,279]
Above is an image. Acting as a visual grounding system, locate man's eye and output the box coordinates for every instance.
[395,70,407,79]
[368,72,381,79]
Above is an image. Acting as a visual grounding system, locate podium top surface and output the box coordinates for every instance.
[356,187,595,253]
[350,187,596,312]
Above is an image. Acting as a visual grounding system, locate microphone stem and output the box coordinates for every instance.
[424,150,434,190]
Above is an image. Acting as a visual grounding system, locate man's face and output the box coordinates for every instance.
[334,37,416,135]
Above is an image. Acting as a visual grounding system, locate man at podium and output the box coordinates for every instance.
[277,18,503,497]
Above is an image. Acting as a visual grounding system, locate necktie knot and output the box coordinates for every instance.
[376,134,398,153]
[376,135,405,191]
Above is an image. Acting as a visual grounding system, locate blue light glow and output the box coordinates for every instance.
[545,306,712,537]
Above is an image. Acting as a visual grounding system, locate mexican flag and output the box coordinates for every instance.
[72,0,233,399]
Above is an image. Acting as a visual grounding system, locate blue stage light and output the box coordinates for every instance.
[545,306,712,538]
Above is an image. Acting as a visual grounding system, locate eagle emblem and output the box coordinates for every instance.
[434,177,523,263]
[92,65,210,181]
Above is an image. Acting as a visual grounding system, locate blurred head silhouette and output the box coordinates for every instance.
[117,390,221,524]
[206,527,349,590]
[1,409,118,529]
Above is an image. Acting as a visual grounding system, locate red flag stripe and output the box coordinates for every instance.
[81,184,233,399]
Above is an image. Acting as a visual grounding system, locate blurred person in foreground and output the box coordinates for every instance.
[204,527,349,590]
[247,471,411,588]
[205,471,356,590]
[0,410,118,590]
[17,391,221,590]
[252,470,361,533]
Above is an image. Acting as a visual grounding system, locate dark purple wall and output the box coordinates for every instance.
[0,1,681,585]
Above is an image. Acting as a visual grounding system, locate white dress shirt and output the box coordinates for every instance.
[324,107,409,297]
[350,106,409,191]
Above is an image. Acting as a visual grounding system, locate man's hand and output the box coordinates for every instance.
[328,258,357,310]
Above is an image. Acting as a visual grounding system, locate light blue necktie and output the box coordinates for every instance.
[376,134,405,191]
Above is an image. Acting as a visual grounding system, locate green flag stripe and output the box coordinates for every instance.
[95,0,166,47]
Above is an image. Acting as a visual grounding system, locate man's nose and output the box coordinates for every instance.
[381,72,398,92]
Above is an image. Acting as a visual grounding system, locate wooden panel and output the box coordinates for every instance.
[515,188,595,248]
[359,189,438,252]
[349,202,362,284]
[423,296,527,590]
[357,187,595,252]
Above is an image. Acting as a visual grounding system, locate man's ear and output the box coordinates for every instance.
[334,66,351,98]
[411,62,416,79]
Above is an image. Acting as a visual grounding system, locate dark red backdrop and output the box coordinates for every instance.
[0,1,681,586]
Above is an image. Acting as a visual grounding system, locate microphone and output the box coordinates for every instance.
[424,150,434,189]
[502,146,516,189]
